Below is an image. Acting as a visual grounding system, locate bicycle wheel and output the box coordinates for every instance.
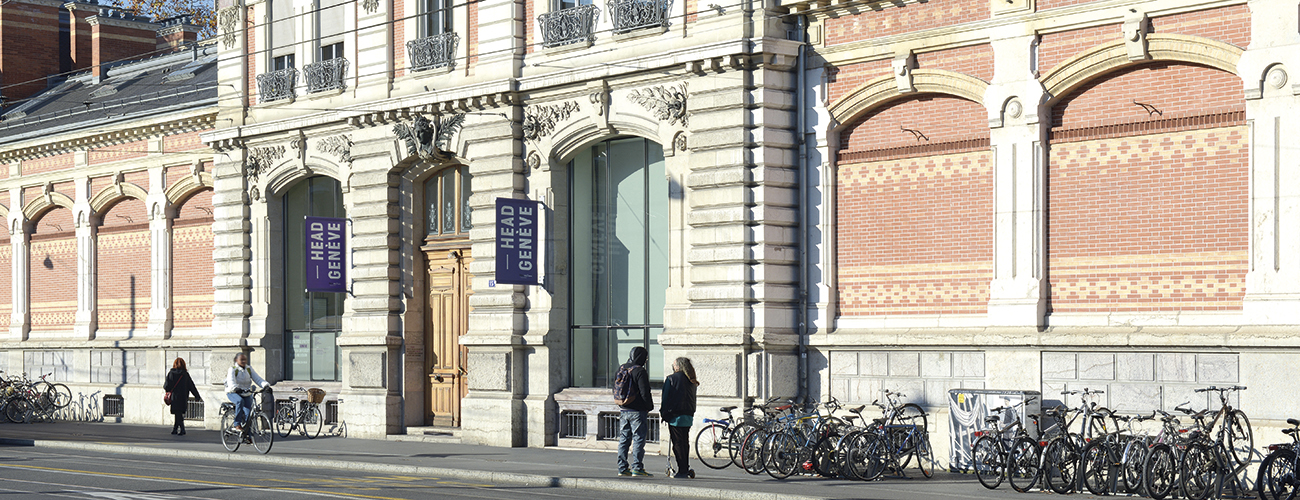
[895,404,928,456]
[728,422,757,468]
[1144,443,1177,500]
[1043,436,1079,494]
[1122,441,1150,495]
[48,384,71,409]
[838,431,870,480]
[1227,410,1255,466]
[811,433,841,478]
[1080,439,1114,496]
[915,434,935,478]
[1179,442,1219,500]
[5,397,32,423]
[739,428,768,475]
[973,435,1004,489]
[694,423,731,469]
[275,405,294,438]
[763,431,797,479]
[847,432,888,481]
[1008,436,1042,493]
[250,413,274,454]
[219,410,240,452]
[1257,448,1297,500]
[305,406,324,439]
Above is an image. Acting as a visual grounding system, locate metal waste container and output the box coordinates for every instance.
[948,389,1041,472]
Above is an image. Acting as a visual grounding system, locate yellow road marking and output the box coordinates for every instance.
[0,463,428,500]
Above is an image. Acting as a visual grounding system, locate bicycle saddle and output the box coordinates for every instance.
[719,406,737,413]
[1288,418,1299,427]
[848,405,866,414]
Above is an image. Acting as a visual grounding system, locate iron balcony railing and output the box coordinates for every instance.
[537,4,601,49]
[304,57,349,94]
[608,0,671,34]
[408,32,460,72]
[256,67,298,103]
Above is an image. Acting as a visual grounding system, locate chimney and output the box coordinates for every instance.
[87,7,158,80]
[155,15,202,52]
[0,0,66,103]
[64,0,98,72]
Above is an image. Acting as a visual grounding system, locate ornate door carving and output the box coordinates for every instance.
[425,247,471,427]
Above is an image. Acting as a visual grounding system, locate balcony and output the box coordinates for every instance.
[256,67,298,103]
[407,32,460,72]
[608,0,671,34]
[538,4,601,49]
[304,57,349,94]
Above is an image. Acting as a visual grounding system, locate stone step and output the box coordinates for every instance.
[387,426,461,444]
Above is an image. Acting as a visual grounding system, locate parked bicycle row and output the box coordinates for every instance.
[0,371,71,423]
[692,391,936,481]
[973,385,1274,500]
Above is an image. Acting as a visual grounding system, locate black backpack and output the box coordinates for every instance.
[613,364,637,406]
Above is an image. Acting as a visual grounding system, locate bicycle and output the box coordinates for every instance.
[1179,386,1254,500]
[220,387,274,454]
[1040,388,1111,494]
[1143,407,1201,500]
[1256,417,1300,500]
[842,391,933,481]
[274,387,325,439]
[970,397,1040,491]
[693,405,742,470]
[762,398,845,479]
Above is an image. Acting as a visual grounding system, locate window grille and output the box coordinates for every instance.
[104,395,124,417]
[325,400,339,424]
[184,398,205,421]
[559,410,587,438]
[596,411,660,442]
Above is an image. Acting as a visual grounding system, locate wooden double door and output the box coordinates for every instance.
[424,246,472,427]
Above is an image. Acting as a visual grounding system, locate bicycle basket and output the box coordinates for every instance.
[307,388,326,404]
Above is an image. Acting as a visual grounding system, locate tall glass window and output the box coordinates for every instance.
[284,176,345,381]
[419,0,454,37]
[423,165,472,238]
[570,137,668,388]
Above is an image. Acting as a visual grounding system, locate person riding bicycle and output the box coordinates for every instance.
[225,352,268,433]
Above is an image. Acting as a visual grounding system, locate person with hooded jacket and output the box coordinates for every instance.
[616,346,654,476]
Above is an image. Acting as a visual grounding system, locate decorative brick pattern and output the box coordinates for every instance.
[1151,4,1250,49]
[1052,63,1245,130]
[837,149,993,315]
[172,189,213,329]
[89,140,147,165]
[825,0,989,46]
[916,43,994,83]
[30,207,76,332]
[97,198,150,331]
[163,131,204,153]
[1047,126,1249,313]
[22,153,75,175]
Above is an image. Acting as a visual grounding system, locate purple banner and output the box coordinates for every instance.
[495,198,541,285]
[305,216,347,293]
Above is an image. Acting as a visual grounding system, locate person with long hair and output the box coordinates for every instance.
[224,352,268,432]
[163,357,203,435]
[660,357,699,478]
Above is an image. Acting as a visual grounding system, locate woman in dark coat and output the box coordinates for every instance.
[164,358,203,435]
[660,357,699,478]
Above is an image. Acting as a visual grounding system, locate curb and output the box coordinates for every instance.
[0,438,828,500]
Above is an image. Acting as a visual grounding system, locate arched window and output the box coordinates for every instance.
[423,165,472,239]
[569,137,668,387]
[283,176,345,381]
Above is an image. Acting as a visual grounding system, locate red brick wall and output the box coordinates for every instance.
[89,140,148,166]
[0,1,62,102]
[916,44,995,82]
[1038,24,1119,77]
[1151,5,1250,49]
[163,131,204,153]
[1047,64,1248,313]
[1052,63,1245,130]
[30,207,75,331]
[825,0,988,46]
[1038,0,1100,13]
[525,0,534,54]
[172,189,214,329]
[467,0,478,67]
[96,198,150,330]
[394,0,405,76]
[827,59,891,107]
[247,7,258,106]
[839,94,990,153]
[837,150,994,315]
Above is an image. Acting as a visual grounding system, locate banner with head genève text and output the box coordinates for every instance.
[305,216,347,293]
[495,198,542,286]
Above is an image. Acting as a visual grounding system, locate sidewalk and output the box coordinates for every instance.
[0,420,976,500]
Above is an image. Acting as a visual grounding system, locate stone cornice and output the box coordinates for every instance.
[0,114,217,163]
[86,13,158,30]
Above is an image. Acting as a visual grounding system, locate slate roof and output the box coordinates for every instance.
[0,42,219,143]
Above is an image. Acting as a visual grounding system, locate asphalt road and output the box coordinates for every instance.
[0,447,649,500]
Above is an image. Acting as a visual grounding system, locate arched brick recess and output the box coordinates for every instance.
[30,207,76,332]
[97,198,150,332]
[1047,62,1248,313]
[837,94,993,316]
[172,189,214,329]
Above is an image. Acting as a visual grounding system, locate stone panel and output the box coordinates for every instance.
[1111,383,1162,412]
[921,352,952,378]
[1196,354,1238,384]
[1042,352,1076,379]
[1077,353,1115,380]
[467,352,509,391]
[1157,353,1197,382]
[1117,353,1155,382]
[860,352,888,376]
[693,353,740,398]
[954,352,985,378]
[831,350,858,376]
[889,352,920,377]
[347,352,387,388]
[828,350,986,408]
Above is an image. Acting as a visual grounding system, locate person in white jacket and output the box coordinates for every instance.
[225,352,268,432]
